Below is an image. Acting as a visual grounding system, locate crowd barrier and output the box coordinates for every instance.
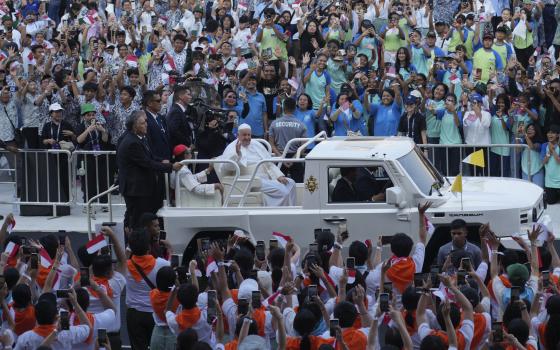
[0,143,535,210]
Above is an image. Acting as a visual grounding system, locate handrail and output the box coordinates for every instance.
[177,159,241,207]
[87,184,118,238]
[254,138,273,155]
[295,131,327,159]
[281,133,328,159]
[237,158,305,207]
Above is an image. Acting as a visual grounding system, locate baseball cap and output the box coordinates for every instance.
[193,5,204,13]
[404,95,417,105]
[469,93,483,103]
[483,32,494,40]
[507,263,529,287]
[522,0,532,4]
[238,278,259,300]
[173,144,188,157]
[80,103,96,115]
[49,103,63,112]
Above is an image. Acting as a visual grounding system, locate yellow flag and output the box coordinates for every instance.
[462,149,485,168]
[451,174,462,194]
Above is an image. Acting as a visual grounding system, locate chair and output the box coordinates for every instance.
[215,163,264,206]
[173,173,222,208]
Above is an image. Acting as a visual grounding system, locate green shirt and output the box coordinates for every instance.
[522,147,543,176]
[544,144,560,188]
[490,115,511,156]
[327,59,350,95]
[426,99,445,138]
[473,48,499,82]
[439,111,462,145]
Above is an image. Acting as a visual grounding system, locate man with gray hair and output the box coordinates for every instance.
[117,111,183,229]
[219,123,296,206]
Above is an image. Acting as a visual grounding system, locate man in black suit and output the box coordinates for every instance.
[332,167,359,203]
[354,167,387,202]
[166,85,196,149]
[144,90,171,161]
[117,111,182,229]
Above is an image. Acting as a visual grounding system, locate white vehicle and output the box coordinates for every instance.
[160,136,546,264]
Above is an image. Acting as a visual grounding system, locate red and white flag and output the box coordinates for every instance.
[163,54,176,72]
[347,269,356,284]
[86,234,107,254]
[262,290,281,308]
[39,248,52,268]
[125,54,138,68]
[237,2,248,11]
[4,241,19,258]
[206,256,218,277]
[272,232,292,248]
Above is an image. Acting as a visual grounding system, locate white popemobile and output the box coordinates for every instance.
[159,134,548,264]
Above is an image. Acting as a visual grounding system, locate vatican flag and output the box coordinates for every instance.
[451,174,462,194]
[462,149,485,168]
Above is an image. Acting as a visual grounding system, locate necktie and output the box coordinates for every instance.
[155,114,166,134]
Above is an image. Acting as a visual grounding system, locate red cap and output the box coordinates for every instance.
[173,144,188,157]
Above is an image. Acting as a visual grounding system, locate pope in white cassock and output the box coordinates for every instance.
[219,123,297,206]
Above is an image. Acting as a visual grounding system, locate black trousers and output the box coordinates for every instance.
[126,308,155,350]
[124,195,153,230]
[108,331,122,350]
[22,127,40,149]
[545,187,560,205]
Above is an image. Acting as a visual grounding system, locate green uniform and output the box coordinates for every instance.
[544,144,560,188]
[490,115,511,156]
[439,111,462,145]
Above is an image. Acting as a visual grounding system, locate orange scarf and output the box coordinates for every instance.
[33,324,57,338]
[150,289,179,323]
[89,276,114,298]
[342,327,367,350]
[73,312,95,344]
[286,336,335,350]
[430,329,467,350]
[470,313,487,350]
[352,297,369,329]
[175,307,201,332]
[386,257,415,293]
[225,338,238,350]
[231,289,239,303]
[11,304,36,335]
[402,310,417,335]
[488,275,511,301]
[127,255,157,282]
[253,306,266,337]
[36,265,53,289]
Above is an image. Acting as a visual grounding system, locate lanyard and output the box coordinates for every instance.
[407,114,415,139]
[51,122,61,141]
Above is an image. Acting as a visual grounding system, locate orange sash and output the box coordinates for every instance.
[150,289,179,323]
[127,255,156,282]
[253,306,266,337]
[175,307,201,332]
[342,327,367,350]
[89,276,114,298]
[386,257,416,293]
[470,313,487,350]
[11,304,36,335]
[36,265,52,289]
[488,275,511,301]
[33,324,57,338]
[231,289,239,304]
[73,312,95,344]
[286,336,335,350]
[430,329,467,350]
[538,323,547,349]
[225,338,238,350]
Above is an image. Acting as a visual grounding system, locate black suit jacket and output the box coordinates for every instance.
[145,110,172,161]
[354,168,381,201]
[116,131,172,197]
[166,103,196,148]
[332,177,358,203]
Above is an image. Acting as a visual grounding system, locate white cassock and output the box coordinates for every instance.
[220,140,296,206]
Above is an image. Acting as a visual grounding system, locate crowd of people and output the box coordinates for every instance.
[1,204,560,350]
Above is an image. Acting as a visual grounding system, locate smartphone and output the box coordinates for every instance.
[30,253,39,269]
[492,322,503,342]
[308,284,318,298]
[59,310,70,330]
[543,270,550,288]
[201,239,210,251]
[207,290,217,324]
[256,241,266,261]
[457,270,467,286]
[238,298,249,315]
[251,290,261,309]
[527,66,535,80]
[511,286,520,302]
[383,282,393,294]
[269,239,279,250]
[98,329,107,346]
[380,293,390,312]
[159,231,167,241]
[56,289,70,298]
[430,265,441,286]
[80,267,90,287]
[176,266,189,284]
[309,243,319,255]
[461,257,471,271]
[414,273,425,287]
[346,257,355,269]
[329,319,339,337]
[171,255,180,268]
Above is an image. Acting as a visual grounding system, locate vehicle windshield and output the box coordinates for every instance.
[398,147,445,195]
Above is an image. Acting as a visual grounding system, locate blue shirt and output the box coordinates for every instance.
[370,102,402,136]
[295,108,317,149]
[243,91,267,137]
[332,100,364,136]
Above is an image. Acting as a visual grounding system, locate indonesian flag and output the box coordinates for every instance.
[424,217,435,236]
[26,51,36,65]
[39,248,53,268]
[86,234,108,254]
[262,290,281,308]
[320,272,336,291]
[292,0,303,8]
[365,239,372,249]
[4,241,19,259]
[235,59,248,72]
[272,232,292,248]
[79,10,98,25]
[163,54,176,72]
[237,2,248,11]
[206,256,218,277]
[0,51,7,63]
[125,54,138,68]
[347,269,356,284]
[7,217,15,233]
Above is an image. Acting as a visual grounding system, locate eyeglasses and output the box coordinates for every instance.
[445,98,455,102]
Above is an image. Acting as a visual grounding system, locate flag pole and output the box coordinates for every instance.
[460,159,463,211]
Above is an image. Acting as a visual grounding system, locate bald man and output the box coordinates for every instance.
[219,124,296,206]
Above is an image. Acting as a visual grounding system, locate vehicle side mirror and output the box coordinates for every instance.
[386,187,406,208]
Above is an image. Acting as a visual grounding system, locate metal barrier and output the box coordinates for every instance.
[87,184,118,237]
[417,143,532,180]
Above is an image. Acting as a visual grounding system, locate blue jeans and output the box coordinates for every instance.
[522,168,544,188]
[47,0,62,25]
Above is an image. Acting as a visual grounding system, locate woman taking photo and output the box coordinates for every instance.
[489,93,512,177]
[330,91,364,136]
[516,123,544,188]
[438,93,463,176]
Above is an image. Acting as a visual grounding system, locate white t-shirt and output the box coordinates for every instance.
[14,325,90,350]
[125,257,170,312]
[463,110,492,145]
[87,272,126,333]
[72,310,116,350]
[165,308,215,347]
